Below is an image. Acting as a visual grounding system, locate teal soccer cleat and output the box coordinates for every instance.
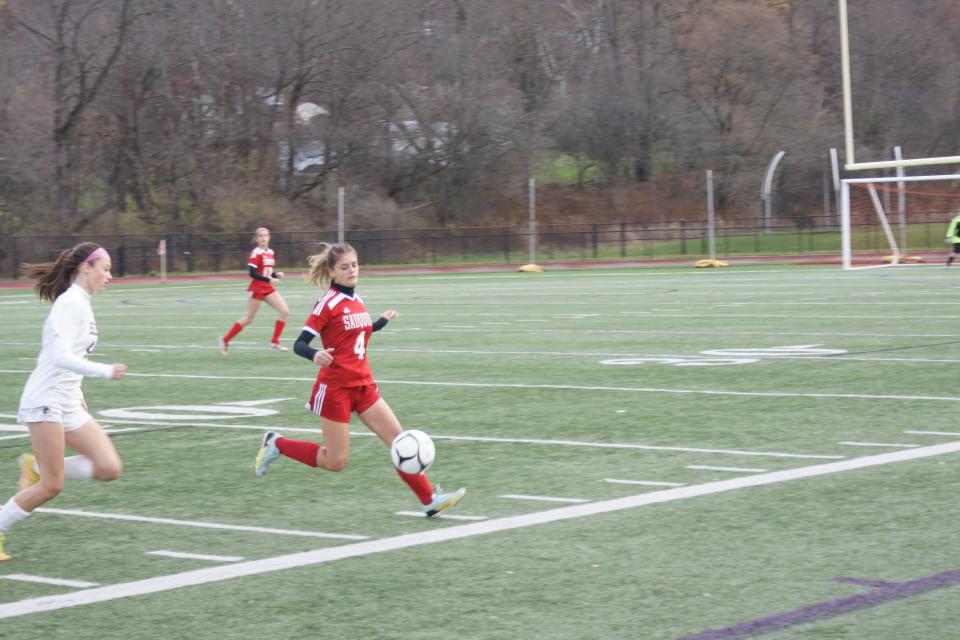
[422,486,466,518]
[254,431,281,477]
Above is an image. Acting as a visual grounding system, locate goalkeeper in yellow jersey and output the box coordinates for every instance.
[946,214,960,267]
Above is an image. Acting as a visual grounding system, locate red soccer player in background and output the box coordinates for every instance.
[219,227,289,354]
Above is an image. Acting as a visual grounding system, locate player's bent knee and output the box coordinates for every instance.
[96,460,123,482]
[323,456,349,472]
[37,478,64,499]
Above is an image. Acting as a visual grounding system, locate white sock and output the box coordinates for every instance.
[0,496,31,532]
[63,455,94,481]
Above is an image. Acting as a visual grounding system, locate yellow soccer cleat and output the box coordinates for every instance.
[0,532,10,561]
[17,453,39,493]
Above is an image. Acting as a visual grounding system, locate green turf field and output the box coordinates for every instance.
[0,264,957,639]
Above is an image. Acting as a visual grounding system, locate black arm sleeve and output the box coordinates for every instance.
[372,317,389,332]
[248,265,272,283]
[293,329,319,361]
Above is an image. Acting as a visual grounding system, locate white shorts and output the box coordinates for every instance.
[18,405,94,432]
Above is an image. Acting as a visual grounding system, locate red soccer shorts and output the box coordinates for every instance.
[308,382,381,423]
[247,287,277,301]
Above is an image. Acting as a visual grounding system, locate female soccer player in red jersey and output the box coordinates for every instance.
[0,243,127,561]
[253,242,465,517]
[219,227,290,354]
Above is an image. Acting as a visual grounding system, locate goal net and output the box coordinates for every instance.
[840,174,960,269]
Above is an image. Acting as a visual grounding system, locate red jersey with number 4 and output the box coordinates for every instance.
[247,247,277,295]
[304,288,375,387]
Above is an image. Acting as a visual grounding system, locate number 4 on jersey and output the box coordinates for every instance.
[354,333,366,360]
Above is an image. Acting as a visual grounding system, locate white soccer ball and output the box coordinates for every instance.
[390,429,435,475]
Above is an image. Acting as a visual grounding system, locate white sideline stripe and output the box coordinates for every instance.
[687,465,768,473]
[28,418,841,462]
[4,368,936,410]
[500,494,590,504]
[146,551,244,563]
[838,441,919,448]
[2,441,959,620]
[35,508,369,541]
[0,434,29,441]
[1,575,99,589]
[905,430,960,437]
[377,347,960,366]
[0,424,26,432]
[394,512,487,521]
[603,479,686,487]
[419,434,842,460]
[87,372,960,404]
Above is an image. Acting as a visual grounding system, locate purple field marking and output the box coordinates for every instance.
[832,577,898,588]
[679,568,960,639]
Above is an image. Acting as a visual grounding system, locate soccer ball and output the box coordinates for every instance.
[390,429,435,475]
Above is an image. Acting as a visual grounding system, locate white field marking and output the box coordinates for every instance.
[80,417,841,462]
[0,424,26,432]
[386,328,960,339]
[128,349,163,352]
[1,575,99,589]
[218,398,296,407]
[838,441,919,448]
[146,551,244,563]
[602,479,686,487]
[35,508,369,541]
[235,345,960,367]
[2,441,959,620]
[416,433,842,460]
[440,325,475,328]
[394,512,487,521]
[687,465,768,473]
[906,430,960,437]
[500,494,590,504]
[619,313,960,319]
[37,370,960,405]
[99,404,280,421]
[0,367,956,404]
[0,434,30,441]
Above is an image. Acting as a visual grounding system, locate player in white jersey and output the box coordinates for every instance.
[0,243,127,561]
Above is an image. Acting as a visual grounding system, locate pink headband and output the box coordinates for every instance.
[79,247,109,269]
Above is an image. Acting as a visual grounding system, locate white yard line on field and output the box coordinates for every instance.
[35,508,369,541]
[687,465,768,473]
[146,551,244,563]
[0,369,950,405]
[838,441,919,448]
[1,575,100,589]
[394,512,487,521]
[3,416,842,461]
[1,441,959,619]
[602,479,686,487]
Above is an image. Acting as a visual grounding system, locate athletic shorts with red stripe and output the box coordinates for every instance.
[308,382,381,423]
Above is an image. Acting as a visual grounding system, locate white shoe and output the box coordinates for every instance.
[422,486,466,517]
[270,342,288,351]
[218,337,229,356]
